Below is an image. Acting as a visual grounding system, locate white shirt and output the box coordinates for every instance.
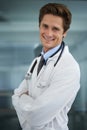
[12,45,80,130]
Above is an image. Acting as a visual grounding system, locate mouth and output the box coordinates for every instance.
[43,35,54,42]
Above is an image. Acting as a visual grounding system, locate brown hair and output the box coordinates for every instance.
[39,3,72,32]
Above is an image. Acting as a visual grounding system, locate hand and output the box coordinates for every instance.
[24,91,29,95]
[19,91,29,97]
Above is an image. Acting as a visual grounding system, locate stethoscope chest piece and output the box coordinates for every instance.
[25,73,32,80]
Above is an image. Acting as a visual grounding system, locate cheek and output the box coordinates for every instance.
[39,29,42,35]
[40,31,44,39]
[40,27,45,33]
[39,29,43,37]
[55,34,60,41]
[55,34,63,44]
[56,33,63,40]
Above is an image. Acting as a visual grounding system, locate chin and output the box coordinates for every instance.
[44,45,53,52]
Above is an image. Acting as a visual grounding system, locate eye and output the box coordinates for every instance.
[53,27,60,32]
[42,24,48,29]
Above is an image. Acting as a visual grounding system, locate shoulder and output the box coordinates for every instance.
[54,46,80,78]
[62,46,79,68]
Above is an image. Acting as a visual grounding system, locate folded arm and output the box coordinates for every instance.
[17,66,80,128]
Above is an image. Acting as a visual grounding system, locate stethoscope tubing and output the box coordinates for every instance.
[25,41,65,79]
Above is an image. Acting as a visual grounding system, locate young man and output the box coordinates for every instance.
[12,3,80,130]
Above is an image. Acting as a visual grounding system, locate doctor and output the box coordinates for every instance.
[12,3,80,130]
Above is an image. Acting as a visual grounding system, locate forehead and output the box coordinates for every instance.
[41,14,63,27]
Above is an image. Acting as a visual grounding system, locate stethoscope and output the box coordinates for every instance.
[25,41,65,80]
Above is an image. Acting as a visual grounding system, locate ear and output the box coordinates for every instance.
[63,31,67,38]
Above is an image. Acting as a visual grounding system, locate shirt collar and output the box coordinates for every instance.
[41,44,61,62]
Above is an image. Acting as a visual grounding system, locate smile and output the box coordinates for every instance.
[43,35,54,41]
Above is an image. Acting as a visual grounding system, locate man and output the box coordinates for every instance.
[12,3,80,130]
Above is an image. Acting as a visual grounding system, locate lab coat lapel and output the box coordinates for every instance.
[32,50,63,90]
[36,59,55,88]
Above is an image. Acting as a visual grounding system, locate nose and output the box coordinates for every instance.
[46,28,53,37]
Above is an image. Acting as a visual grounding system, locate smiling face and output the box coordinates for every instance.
[39,14,67,52]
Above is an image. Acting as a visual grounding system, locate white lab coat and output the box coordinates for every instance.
[12,46,80,130]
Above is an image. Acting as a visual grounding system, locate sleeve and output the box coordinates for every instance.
[18,64,80,127]
[12,94,33,129]
[14,79,28,96]
[12,95,26,126]
[12,58,37,128]
[13,58,37,96]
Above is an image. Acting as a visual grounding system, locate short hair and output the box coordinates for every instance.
[39,3,72,32]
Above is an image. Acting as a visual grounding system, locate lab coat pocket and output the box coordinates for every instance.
[32,81,49,98]
[35,81,49,97]
[37,81,48,89]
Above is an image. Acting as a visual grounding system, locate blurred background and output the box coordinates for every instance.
[0,0,87,130]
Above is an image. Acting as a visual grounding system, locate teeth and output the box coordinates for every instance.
[43,35,54,41]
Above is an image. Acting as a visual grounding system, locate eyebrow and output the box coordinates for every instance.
[42,23,60,31]
[42,23,48,27]
[52,26,60,31]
